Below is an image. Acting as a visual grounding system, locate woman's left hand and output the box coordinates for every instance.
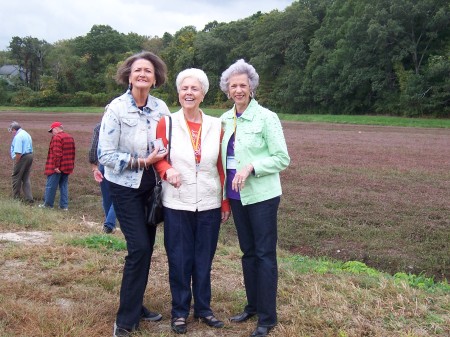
[231,164,254,192]
[93,168,103,183]
[221,211,230,223]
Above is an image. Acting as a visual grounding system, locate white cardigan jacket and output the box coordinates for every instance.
[161,109,222,212]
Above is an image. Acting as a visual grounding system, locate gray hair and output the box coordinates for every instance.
[176,68,209,95]
[8,121,21,132]
[219,59,260,95]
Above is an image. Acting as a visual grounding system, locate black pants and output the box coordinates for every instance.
[109,169,157,330]
[229,196,280,327]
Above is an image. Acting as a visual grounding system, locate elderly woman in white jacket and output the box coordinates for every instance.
[98,51,170,337]
[154,68,230,335]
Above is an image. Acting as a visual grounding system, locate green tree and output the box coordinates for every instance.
[249,2,320,112]
[8,36,50,90]
[193,30,228,105]
[72,25,129,93]
[161,26,198,104]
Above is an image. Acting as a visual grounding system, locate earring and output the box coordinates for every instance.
[153,82,156,88]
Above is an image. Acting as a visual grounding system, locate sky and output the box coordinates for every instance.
[0,0,294,51]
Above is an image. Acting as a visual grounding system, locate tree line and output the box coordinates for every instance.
[0,0,449,117]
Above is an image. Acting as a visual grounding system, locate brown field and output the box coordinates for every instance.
[0,112,449,280]
[0,111,449,337]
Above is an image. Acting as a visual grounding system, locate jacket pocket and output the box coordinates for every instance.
[121,118,139,127]
[243,125,264,148]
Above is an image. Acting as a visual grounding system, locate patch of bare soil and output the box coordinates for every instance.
[0,231,51,245]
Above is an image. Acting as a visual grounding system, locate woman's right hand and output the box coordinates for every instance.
[145,146,167,165]
[165,168,181,188]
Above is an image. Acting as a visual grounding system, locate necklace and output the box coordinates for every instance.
[184,113,203,172]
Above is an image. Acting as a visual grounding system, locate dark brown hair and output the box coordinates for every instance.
[115,51,167,88]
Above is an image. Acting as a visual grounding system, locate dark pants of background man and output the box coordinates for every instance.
[12,153,34,202]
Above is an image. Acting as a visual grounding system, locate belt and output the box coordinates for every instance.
[21,153,32,157]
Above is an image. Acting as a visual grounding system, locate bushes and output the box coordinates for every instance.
[0,79,14,104]
[9,89,114,107]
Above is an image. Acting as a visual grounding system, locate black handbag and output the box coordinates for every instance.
[145,116,172,227]
[146,171,164,227]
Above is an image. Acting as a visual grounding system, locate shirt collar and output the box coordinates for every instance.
[126,89,160,114]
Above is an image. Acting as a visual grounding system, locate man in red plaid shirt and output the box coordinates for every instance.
[39,121,75,210]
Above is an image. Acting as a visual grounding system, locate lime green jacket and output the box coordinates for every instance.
[221,99,290,205]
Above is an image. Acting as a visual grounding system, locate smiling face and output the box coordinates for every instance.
[228,73,251,112]
[129,58,156,92]
[178,77,205,111]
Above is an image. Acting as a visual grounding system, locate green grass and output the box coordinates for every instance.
[0,106,105,113]
[278,113,450,128]
[1,106,449,128]
[67,234,127,251]
[1,197,449,336]
[281,255,450,292]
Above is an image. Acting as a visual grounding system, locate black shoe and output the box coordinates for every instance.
[102,225,114,234]
[250,326,274,337]
[196,315,224,328]
[229,311,255,323]
[113,322,132,337]
[141,308,162,322]
[171,317,187,334]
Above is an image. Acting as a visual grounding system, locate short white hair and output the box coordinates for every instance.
[176,68,209,95]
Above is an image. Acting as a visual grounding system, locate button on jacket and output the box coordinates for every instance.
[221,99,290,205]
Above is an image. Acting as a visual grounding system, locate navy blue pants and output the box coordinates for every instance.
[164,207,221,319]
[229,196,280,327]
[109,169,157,330]
[99,164,116,230]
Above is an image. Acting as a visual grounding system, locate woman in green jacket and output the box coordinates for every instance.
[219,59,290,337]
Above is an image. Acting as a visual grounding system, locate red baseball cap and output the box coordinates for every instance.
[48,121,62,132]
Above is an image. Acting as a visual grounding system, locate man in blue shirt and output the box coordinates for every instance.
[9,121,34,203]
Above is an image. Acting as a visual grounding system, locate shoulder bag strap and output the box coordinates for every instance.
[166,115,172,164]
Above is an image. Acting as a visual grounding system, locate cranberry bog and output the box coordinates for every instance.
[1,111,449,280]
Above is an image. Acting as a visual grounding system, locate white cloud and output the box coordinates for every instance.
[0,0,293,50]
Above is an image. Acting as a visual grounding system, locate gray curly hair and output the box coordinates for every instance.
[219,59,259,96]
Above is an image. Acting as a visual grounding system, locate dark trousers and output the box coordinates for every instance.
[12,153,33,201]
[229,196,280,327]
[99,164,116,230]
[109,169,157,330]
[163,207,221,319]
